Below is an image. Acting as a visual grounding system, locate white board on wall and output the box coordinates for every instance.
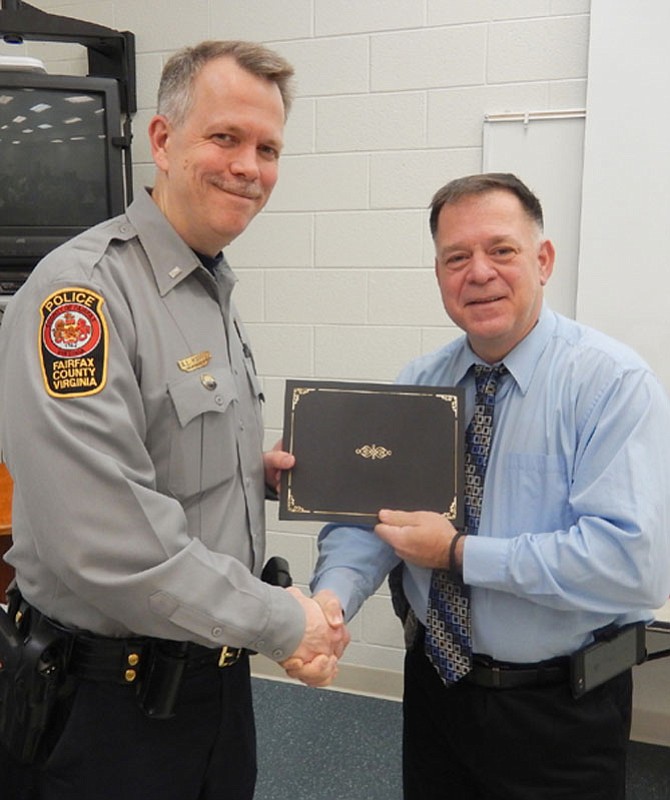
[482,111,585,320]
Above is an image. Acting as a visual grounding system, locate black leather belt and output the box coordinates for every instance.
[464,655,569,689]
[68,635,245,685]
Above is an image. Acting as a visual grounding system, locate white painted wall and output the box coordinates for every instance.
[577,0,670,746]
[8,1,667,745]
[578,0,670,391]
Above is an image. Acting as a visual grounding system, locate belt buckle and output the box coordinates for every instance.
[218,645,240,668]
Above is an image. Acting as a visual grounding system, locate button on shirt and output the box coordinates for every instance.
[312,306,670,662]
[0,187,302,660]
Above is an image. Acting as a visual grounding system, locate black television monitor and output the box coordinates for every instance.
[0,70,126,284]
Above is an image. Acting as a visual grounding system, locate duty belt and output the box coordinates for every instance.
[12,597,244,687]
[4,590,247,731]
[68,635,244,685]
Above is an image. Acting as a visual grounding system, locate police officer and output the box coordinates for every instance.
[0,40,347,800]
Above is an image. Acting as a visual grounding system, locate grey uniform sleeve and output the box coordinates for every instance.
[0,267,304,662]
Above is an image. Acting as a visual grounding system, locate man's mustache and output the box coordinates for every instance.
[209,176,262,200]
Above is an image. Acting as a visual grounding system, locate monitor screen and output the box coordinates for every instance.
[0,71,126,273]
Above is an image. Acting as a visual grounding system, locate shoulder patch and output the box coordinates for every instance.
[39,287,108,398]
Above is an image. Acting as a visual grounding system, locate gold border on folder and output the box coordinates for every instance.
[287,385,461,521]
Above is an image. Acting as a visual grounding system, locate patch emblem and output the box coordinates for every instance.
[39,287,108,398]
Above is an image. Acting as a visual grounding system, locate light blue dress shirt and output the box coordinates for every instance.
[311,305,670,662]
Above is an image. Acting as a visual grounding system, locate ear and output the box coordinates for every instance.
[537,239,555,286]
[148,114,171,172]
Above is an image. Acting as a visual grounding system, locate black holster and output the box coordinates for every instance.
[0,589,72,764]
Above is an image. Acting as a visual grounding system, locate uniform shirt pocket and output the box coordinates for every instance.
[167,368,239,500]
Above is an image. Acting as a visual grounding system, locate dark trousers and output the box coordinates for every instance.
[403,645,632,800]
[0,654,256,800]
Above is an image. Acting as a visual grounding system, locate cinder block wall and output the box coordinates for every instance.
[4,0,591,691]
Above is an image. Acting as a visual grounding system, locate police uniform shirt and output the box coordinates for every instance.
[0,187,303,662]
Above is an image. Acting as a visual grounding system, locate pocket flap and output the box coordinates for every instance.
[167,368,238,427]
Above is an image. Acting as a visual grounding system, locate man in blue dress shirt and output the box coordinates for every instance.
[306,174,670,799]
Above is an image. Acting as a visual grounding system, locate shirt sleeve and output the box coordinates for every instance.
[311,523,400,621]
[465,368,670,615]
[0,273,304,662]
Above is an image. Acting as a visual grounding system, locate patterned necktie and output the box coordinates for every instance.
[424,364,507,685]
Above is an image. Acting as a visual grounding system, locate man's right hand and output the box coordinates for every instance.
[280,587,350,687]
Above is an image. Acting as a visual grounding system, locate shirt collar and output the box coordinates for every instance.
[194,250,224,275]
[503,304,557,394]
[454,303,557,394]
[125,188,206,296]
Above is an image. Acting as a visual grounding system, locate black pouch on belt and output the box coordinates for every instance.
[136,640,189,720]
[570,621,647,699]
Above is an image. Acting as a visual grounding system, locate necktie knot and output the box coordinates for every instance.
[473,363,507,397]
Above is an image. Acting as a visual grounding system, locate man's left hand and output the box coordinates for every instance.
[374,509,460,569]
[263,439,295,494]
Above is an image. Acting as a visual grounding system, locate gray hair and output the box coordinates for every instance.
[157,40,295,127]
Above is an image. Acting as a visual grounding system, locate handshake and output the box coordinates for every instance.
[263,448,350,687]
[279,587,351,688]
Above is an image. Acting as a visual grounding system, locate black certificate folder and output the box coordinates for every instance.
[280,380,465,526]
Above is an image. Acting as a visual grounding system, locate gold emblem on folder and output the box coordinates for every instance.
[178,351,211,372]
[355,444,393,460]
